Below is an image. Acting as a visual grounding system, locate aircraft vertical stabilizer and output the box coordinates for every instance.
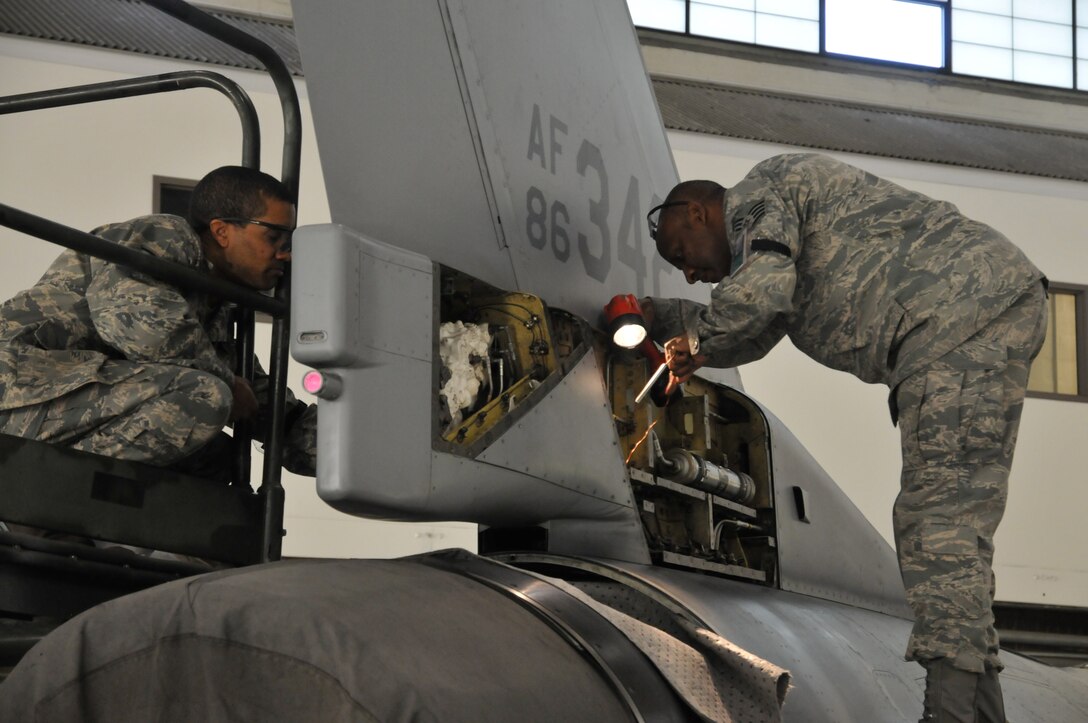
[292,0,731,347]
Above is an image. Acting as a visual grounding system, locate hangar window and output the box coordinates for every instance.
[628,0,820,52]
[952,0,1074,88]
[1027,284,1088,401]
[826,0,946,67]
[629,0,1086,92]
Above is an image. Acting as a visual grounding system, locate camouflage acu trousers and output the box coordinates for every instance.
[0,362,232,466]
[894,282,1047,674]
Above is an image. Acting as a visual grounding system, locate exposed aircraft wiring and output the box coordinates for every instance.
[476,302,541,329]
[477,305,535,329]
[625,419,659,466]
[477,300,538,317]
[475,301,523,313]
[650,429,666,467]
[605,354,613,402]
[475,304,546,352]
[485,353,494,402]
[736,539,750,567]
[711,520,751,566]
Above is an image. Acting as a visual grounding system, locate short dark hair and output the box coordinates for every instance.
[665,179,724,206]
[188,166,295,234]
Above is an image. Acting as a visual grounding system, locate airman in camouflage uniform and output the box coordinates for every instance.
[0,166,316,480]
[643,154,1046,723]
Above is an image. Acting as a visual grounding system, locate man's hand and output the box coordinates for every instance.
[663,335,708,396]
[230,375,259,422]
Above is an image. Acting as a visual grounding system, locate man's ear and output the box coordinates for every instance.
[207,219,231,249]
[687,200,705,228]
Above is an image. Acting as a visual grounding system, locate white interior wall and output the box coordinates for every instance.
[0,37,477,560]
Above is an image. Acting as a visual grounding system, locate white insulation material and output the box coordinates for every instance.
[439,321,492,431]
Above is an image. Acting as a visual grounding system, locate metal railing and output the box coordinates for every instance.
[142,0,303,562]
[0,70,262,167]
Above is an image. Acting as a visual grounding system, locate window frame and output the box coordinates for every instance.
[631,0,1083,93]
[1027,281,1088,403]
[152,175,197,217]
[821,0,951,71]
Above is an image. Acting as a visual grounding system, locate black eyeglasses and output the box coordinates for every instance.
[218,217,294,249]
[645,201,691,241]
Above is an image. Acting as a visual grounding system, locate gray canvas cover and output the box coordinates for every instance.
[0,553,790,722]
[1,558,634,721]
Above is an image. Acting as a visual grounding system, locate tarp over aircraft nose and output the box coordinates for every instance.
[0,551,790,722]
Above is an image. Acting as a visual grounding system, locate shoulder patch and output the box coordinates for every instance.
[728,200,772,277]
[730,200,766,235]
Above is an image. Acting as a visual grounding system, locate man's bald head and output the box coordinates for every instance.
[664,180,724,206]
[654,179,731,285]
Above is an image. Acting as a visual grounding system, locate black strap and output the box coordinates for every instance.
[416,550,694,723]
[751,239,792,258]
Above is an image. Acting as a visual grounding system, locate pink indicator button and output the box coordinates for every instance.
[301,370,342,400]
[303,370,324,394]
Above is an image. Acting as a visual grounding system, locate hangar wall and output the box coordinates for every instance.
[2,22,1085,606]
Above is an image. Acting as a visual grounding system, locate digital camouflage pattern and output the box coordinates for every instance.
[648,153,1044,389]
[648,154,1047,673]
[0,215,234,409]
[0,363,232,464]
[895,283,1046,673]
[0,214,315,477]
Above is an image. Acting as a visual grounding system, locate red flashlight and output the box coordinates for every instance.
[603,294,661,362]
[603,294,677,406]
[603,294,648,349]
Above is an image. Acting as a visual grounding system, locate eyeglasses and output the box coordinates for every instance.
[218,217,294,250]
[645,201,691,241]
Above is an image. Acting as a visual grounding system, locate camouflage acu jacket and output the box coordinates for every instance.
[0,214,316,475]
[649,154,1044,390]
[0,215,235,411]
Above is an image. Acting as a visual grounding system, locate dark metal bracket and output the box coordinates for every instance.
[0,70,262,168]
